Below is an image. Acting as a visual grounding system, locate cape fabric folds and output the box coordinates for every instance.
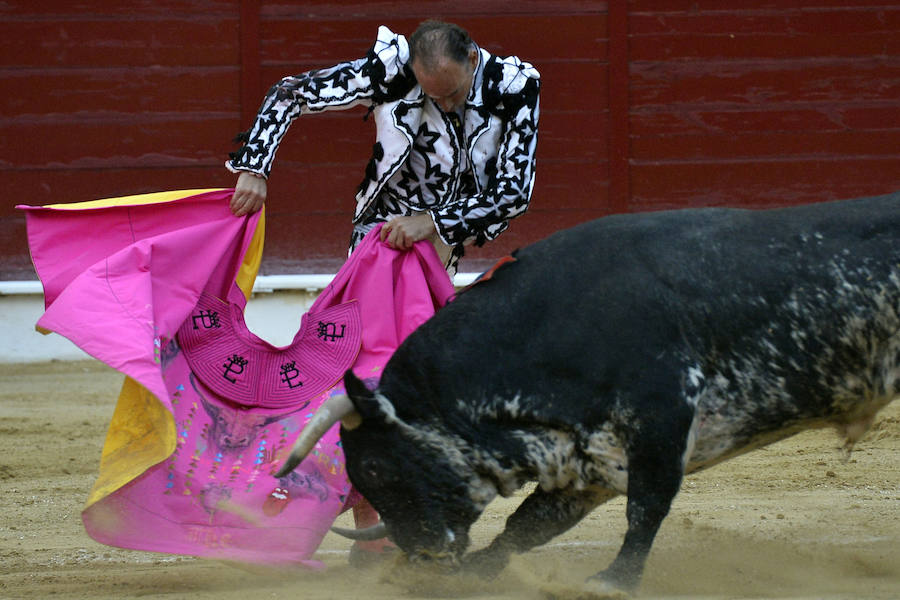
[18,189,455,567]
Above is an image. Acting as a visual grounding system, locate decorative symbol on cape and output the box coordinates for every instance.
[177,291,361,410]
[279,361,303,389]
[223,354,248,383]
[317,321,346,342]
[192,310,222,330]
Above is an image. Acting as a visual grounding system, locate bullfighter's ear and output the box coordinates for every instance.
[343,369,389,423]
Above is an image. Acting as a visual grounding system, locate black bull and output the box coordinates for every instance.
[277,192,900,595]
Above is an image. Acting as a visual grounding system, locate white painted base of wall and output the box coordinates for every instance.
[0,273,478,363]
[0,290,321,363]
[1,293,87,362]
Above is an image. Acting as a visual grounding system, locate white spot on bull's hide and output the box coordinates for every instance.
[685,366,704,405]
[397,418,499,511]
[503,396,523,418]
[514,429,579,491]
[682,409,701,471]
[682,259,900,470]
[442,393,633,498]
[580,424,629,493]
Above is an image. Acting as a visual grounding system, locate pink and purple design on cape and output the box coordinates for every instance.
[18,189,455,567]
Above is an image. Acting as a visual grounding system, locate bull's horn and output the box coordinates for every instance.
[274,394,360,478]
[331,522,388,541]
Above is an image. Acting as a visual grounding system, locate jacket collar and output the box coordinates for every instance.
[466,45,488,109]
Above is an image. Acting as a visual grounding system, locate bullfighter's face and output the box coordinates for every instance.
[411,49,477,114]
[342,384,484,566]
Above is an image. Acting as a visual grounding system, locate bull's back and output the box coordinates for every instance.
[463,191,899,351]
[390,192,900,423]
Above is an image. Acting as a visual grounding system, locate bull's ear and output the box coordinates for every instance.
[343,369,390,423]
[344,369,373,400]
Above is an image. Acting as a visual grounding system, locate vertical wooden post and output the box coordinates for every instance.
[607,2,630,214]
[239,0,261,129]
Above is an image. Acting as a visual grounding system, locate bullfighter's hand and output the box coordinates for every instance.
[230,171,267,216]
[380,214,437,250]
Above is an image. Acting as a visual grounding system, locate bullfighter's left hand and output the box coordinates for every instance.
[380,213,437,250]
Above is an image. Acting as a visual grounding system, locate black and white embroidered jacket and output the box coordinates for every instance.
[227,26,540,263]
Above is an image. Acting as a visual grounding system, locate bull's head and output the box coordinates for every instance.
[275,370,491,567]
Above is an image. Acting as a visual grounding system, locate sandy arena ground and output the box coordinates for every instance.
[1,360,898,600]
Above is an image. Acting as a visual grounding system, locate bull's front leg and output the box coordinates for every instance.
[462,486,617,579]
[588,446,685,594]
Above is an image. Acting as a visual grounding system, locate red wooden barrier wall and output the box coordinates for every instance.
[2,1,898,280]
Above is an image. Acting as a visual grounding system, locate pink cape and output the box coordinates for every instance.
[19,189,455,566]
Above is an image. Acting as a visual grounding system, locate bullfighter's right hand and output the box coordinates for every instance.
[230,171,267,216]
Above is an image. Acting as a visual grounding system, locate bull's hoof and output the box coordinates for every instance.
[460,547,509,579]
[539,576,631,600]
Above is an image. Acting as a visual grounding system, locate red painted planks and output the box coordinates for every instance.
[259,1,606,20]
[0,19,239,69]
[631,130,900,162]
[259,14,608,65]
[630,157,900,210]
[252,111,375,165]
[631,31,898,62]
[626,3,900,215]
[0,116,237,168]
[630,1,894,12]
[260,212,352,274]
[239,0,262,127]
[535,111,608,163]
[261,163,368,213]
[0,67,240,117]
[0,0,238,18]
[536,61,610,113]
[530,161,609,211]
[607,0,629,213]
[7,166,234,208]
[631,104,900,136]
[631,7,900,37]
[5,1,900,281]
[0,217,35,280]
[630,57,900,108]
